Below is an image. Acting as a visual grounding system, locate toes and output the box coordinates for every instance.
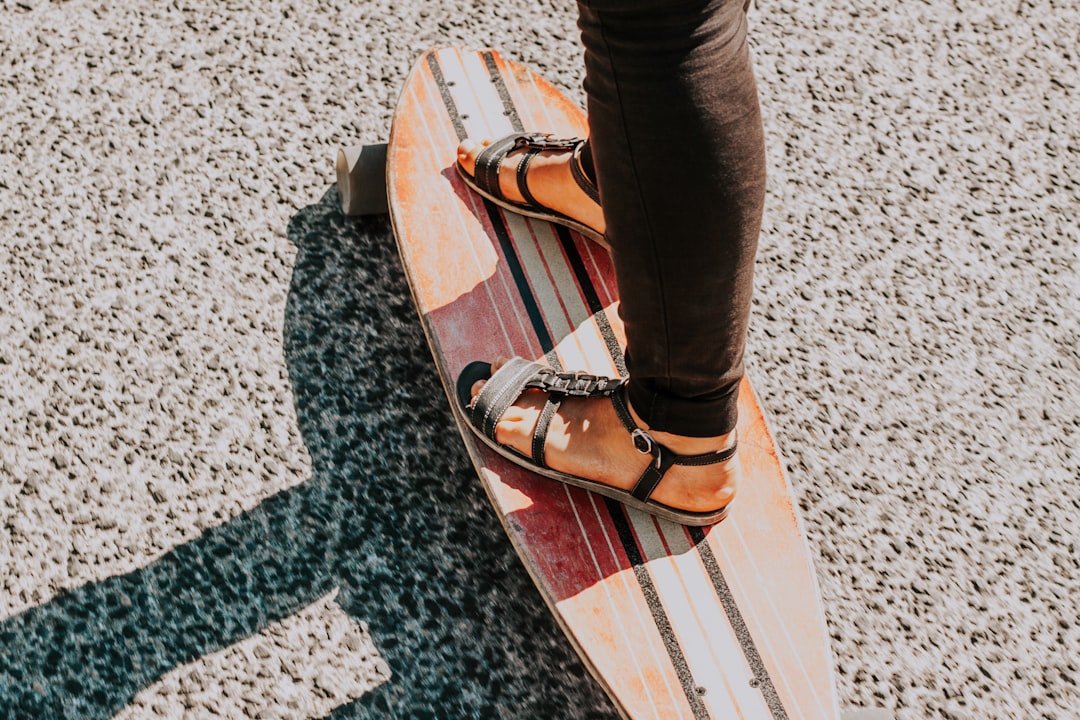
[456,138,492,175]
[468,357,508,401]
[457,139,477,173]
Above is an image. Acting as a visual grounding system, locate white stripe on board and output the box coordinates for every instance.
[427,53,540,360]
[659,520,778,719]
[494,55,623,375]
[506,217,619,375]
[531,225,616,375]
[577,234,618,309]
[628,510,772,718]
[724,523,832,719]
[500,213,573,349]
[449,49,514,141]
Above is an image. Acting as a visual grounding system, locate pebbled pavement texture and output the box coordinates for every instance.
[1,0,1077,718]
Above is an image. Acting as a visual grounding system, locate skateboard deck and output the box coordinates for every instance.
[369,47,842,719]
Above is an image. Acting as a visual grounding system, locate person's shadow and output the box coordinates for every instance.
[0,189,617,720]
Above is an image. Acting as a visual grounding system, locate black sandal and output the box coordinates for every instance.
[455,357,736,526]
[456,133,608,250]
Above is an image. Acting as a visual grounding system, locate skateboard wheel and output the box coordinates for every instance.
[336,143,388,216]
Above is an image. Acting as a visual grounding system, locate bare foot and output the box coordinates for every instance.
[457,137,606,238]
[471,359,739,515]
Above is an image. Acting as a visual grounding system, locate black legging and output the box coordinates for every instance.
[577,0,766,437]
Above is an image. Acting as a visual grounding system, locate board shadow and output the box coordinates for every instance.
[0,189,618,720]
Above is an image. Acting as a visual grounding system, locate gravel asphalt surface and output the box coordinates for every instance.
[1,0,1077,718]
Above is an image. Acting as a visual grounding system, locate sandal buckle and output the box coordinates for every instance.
[516,133,581,151]
[546,372,572,396]
[539,369,622,398]
[546,370,597,397]
[568,372,597,396]
[632,429,651,454]
[632,428,659,465]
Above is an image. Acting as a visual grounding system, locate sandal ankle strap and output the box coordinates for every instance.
[610,390,738,503]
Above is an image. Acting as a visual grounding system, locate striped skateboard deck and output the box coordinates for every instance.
[385,47,842,720]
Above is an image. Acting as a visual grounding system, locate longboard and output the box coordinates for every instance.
[341,47,849,720]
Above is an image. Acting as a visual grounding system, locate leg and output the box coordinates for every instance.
[580,0,766,437]
[463,0,765,519]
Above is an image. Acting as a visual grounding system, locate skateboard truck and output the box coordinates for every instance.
[336,143,388,216]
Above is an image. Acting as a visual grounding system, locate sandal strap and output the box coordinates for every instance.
[528,366,625,397]
[516,148,544,209]
[472,133,598,210]
[532,397,561,467]
[473,135,521,198]
[610,390,738,503]
[469,356,545,441]
[524,365,624,467]
[518,134,600,206]
[570,141,601,205]
[514,133,582,152]
[469,358,626,443]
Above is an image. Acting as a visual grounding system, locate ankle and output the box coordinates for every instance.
[651,428,737,458]
[627,402,736,456]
